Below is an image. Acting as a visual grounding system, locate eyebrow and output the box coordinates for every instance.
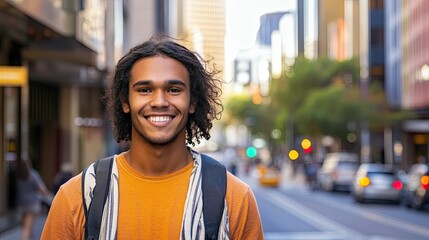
[132,79,188,88]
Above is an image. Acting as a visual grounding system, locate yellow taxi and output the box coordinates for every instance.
[256,164,281,187]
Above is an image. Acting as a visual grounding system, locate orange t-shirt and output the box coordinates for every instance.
[41,153,264,239]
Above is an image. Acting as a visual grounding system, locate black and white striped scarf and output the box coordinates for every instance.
[83,151,230,239]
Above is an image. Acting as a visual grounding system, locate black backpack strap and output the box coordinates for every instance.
[201,154,227,240]
[84,156,114,240]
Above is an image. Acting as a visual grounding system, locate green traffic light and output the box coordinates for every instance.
[246,147,257,158]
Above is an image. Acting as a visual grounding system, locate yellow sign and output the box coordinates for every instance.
[0,66,28,86]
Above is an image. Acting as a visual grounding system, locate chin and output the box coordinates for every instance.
[144,135,178,145]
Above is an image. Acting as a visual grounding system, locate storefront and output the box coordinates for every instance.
[0,0,110,222]
[402,119,429,168]
[0,67,27,214]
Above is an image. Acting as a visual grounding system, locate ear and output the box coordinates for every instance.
[121,98,130,113]
[189,101,196,114]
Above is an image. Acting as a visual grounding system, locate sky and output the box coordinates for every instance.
[225,0,296,57]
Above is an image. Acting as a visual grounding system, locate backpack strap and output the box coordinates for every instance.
[201,154,227,240]
[83,156,114,240]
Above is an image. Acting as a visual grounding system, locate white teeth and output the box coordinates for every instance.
[148,116,171,123]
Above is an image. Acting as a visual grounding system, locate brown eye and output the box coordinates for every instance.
[168,88,181,93]
[137,88,151,93]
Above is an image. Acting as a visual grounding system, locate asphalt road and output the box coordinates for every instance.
[248,170,429,240]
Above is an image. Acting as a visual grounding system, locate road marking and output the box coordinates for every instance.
[293,189,429,238]
[264,231,344,240]
[359,210,429,237]
[257,187,370,240]
[264,232,403,240]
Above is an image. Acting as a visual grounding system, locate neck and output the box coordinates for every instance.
[124,142,192,176]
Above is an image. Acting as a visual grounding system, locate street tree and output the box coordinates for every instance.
[270,56,413,148]
[223,93,274,139]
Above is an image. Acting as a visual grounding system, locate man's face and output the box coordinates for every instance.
[122,55,196,145]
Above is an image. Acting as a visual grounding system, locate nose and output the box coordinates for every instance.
[149,90,169,108]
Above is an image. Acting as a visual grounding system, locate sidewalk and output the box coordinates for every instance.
[239,161,308,190]
[0,212,20,235]
[279,161,308,189]
[0,214,47,240]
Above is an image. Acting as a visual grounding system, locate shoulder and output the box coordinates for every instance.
[225,172,263,238]
[42,173,86,239]
[226,172,253,198]
[61,173,82,191]
[55,173,83,207]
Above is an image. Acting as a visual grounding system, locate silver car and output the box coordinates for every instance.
[352,163,403,204]
[316,152,359,191]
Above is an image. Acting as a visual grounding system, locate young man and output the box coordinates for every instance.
[41,35,264,239]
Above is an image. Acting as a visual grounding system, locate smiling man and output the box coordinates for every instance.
[41,34,263,240]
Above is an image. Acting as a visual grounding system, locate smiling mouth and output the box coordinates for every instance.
[147,116,173,123]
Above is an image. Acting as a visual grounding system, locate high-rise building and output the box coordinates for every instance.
[256,12,289,46]
[385,0,402,109]
[180,0,226,75]
[318,0,345,58]
[386,0,429,166]
[317,0,359,60]
[401,0,429,110]
[123,0,157,51]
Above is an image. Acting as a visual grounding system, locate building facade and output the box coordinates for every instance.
[181,0,225,75]
[0,0,123,230]
[385,0,429,168]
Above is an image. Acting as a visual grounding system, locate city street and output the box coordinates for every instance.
[1,162,428,240]
[247,163,429,240]
[1,1,429,240]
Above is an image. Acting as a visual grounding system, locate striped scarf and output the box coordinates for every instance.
[83,151,230,239]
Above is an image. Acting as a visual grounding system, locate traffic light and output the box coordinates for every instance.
[301,138,312,154]
[288,150,299,160]
[246,146,257,158]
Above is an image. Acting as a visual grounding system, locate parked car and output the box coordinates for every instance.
[352,163,403,204]
[403,163,429,210]
[316,152,359,191]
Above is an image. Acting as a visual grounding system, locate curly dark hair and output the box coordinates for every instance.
[104,34,223,146]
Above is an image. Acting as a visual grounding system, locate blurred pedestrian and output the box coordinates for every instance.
[52,162,74,195]
[16,160,49,240]
[230,161,238,175]
[418,155,427,164]
[304,160,319,190]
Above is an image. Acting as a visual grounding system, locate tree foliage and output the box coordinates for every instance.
[224,56,414,147]
[223,93,274,139]
[270,56,413,141]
